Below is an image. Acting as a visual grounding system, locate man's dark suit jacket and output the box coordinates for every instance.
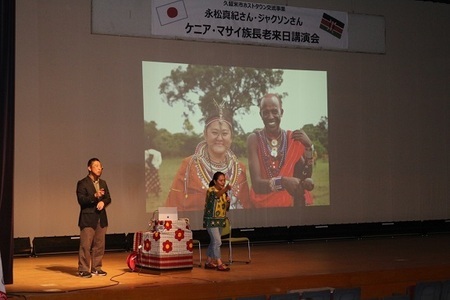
[76,176,111,229]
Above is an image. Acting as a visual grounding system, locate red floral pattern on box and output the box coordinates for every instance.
[133,219,193,269]
[186,239,193,252]
[174,229,185,241]
[162,240,173,253]
[144,238,151,252]
[163,220,173,230]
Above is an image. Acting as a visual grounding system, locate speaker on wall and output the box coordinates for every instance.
[32,233,128,256]
[32,235,80,256]
[14,237,32,257]
[105,233,127,251]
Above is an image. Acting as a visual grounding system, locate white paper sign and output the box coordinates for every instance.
[151,0,348,50]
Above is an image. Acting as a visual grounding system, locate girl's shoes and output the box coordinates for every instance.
[216,264,230,271]
[204,262,217,269]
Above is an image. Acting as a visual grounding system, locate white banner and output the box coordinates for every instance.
[151,0,348,50]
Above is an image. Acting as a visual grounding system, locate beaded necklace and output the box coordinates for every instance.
[256,129,287,178]
[206,150,229,173]
[184,141,239,196]
[268,130,282,157]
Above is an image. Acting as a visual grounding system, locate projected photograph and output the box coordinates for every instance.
[143,61,329,213]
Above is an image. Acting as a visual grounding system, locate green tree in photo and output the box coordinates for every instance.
[159,65,285,135]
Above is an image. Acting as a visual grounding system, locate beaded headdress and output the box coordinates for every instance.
[204,99,233,130]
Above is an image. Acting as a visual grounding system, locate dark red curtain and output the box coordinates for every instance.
[0,0,15,285]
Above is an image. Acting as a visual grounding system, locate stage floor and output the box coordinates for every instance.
[6,233,450,300]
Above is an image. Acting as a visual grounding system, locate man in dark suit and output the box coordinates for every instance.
[76,158,112,278]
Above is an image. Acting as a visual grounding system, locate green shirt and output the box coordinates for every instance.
[203,186,229,228]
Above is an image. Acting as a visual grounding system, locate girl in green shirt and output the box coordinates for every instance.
[203,171,231,271]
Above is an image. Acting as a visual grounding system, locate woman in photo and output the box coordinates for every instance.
[166,112,250,211]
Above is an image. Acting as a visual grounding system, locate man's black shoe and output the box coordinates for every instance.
[91,269,107,276]
[79,271,92,278]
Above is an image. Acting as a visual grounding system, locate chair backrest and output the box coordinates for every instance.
[221,217,231,237]
[236,296,267,300]
[301,289,331,300]
[382,295,410,300]
[270,292,301,300]
[441,280,450,300]
[413,281,442,300]
[332,288,361,300]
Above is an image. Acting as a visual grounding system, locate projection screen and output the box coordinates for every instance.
[143,61,329,228]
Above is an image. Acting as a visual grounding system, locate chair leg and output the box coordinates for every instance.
[193,240,202,267]
[197,242,202,267]
[228,241,233,264]
[247,240,251,263]
[225,240,251,264]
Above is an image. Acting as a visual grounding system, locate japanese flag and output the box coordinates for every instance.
[156,0,188,26]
